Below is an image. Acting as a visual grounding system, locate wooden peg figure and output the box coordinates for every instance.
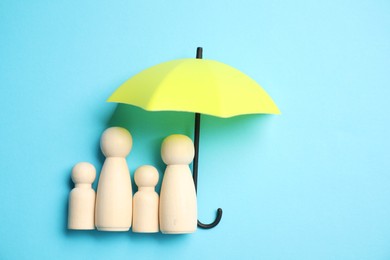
[132,165,159,233]
[95,127,133,231]
[68,162,96,230]
[159,134,197,234]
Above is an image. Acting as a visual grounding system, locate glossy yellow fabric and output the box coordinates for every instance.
[108,58,280,118]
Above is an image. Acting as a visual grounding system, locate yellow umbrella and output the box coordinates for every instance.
[108,47,280,229]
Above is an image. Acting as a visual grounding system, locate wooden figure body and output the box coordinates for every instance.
[132,165,159,233]
[68,162,96,230]
[159,134,197,234]
[95,127,133,231]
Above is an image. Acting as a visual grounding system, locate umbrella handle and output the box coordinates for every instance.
[193,48,223,229]
[197,209,223,229]
[193,112,223,229]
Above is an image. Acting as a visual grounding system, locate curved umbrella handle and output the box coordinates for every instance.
[193,48,223,229]
[193,112,223,229]
[197,209,223,229]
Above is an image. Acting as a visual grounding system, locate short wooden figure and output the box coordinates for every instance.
[95,127,133,231]
[132,165,159,233]
[159,134,197,234]
[68,162,96,230]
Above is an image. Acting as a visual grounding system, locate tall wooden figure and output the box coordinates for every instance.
[68,162,96,230]
[95,127,133,231]
[132,165,159,233]
[159,134,197,234]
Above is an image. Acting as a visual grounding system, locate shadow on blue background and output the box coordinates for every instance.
[60,103,272,244]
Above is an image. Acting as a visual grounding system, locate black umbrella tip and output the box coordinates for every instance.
[196,47,203,59]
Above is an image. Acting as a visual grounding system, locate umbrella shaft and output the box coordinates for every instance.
[193,48,202,189]
[193,112,201,192]
[193,47,223,229]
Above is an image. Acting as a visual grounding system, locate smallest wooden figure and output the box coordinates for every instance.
[68,162,96,230]
[132,165,159,233]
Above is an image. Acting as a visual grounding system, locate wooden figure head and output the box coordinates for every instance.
[100,127,133,158]
[161,134,195,165]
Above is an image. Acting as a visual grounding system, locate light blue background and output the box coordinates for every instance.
[1,0,389,259]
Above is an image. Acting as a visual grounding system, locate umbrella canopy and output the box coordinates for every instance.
[107,48,280,230]
[108,58,280,117]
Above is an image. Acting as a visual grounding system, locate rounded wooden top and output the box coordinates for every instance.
[71,162,96,184]
[161,134,195,165]
[134,165,159,187]
[100,127,133,157]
